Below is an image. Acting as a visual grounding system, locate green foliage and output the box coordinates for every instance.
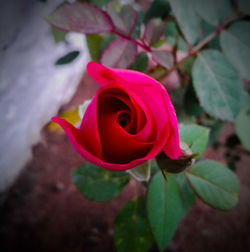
[100,39,137,68]
[144,0,170,23]
[186,160,240,210]
[114,198,153,252]
[55,51,80,65]
[48,0,248,250]
[86,34,103,61]
[130,53,148,73]
[220,21,250,81]
[203,119,224,146]
[184,83,204,117]
[175,173,196,216]
[152,50,173,69]
[89,0,111,7]
[165,21,178,38]
[237,0,250,14]
[193,0,232,26]
[132,11,144,39]
[150,161,159,177]
[143,18,165,46]
[192,50,243,121]
[107,2,138,35]
[179,124,210,158]
[164,21,178,45]
[169,0,200,44]
[100,34,116,53]
[46,2,114,34]
[235,94,250,151]
[71,163,130,202]
[147,172,187,251]
[199,21,220,50]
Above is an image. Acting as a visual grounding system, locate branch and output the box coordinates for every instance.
[112,29,152,52]
[166,14,242,76]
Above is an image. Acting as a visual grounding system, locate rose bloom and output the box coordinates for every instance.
[52,62,181,171]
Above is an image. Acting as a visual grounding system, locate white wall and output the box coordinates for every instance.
[0,0,89,192]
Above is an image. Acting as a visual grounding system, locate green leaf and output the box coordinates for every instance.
[89,0,111,8]
[147,172,183,251]
[186,160,240,210]
[179,124,210,158]
[132,11,144,39]
[174,173,196,216]
[198,21,220,50]
[86,34,103,61]
[237,0,250,15]
[181,57,195,74]
[235,94,250,151]
[127,161,151,182]
[169,0,201,44]
[164,21,189,52]
[165,21,179,38]
[144,0,170,24]
[184,83,204,117]
[220,21,250,81]
[193,0,232,26]
[171,87,194,124]
[114,198,153,252]
[143,18,165,46]
[46,2,114,34]
[130,52,148,73]
[202,119,224,146]
[192,50,243,121]
[55,51,80,65]
[100,38,137,68]
[177,37,189,51]
[152,50,173,69]
[71,163,130,202]
[150,161,159,177]
[107,3,138,35]
[100,34,116,53]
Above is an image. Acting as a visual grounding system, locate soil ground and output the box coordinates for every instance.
[0,74,250,252]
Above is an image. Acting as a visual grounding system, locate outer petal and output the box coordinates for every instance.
[52,116,157,171]
[79,95,102,158]
[87,61,122,87]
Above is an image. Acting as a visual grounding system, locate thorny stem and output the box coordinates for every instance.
[112,14,243,76]
[166,14,242,77]
[112,29,152,52]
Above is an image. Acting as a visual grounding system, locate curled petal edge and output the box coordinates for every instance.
[51,116,172,171]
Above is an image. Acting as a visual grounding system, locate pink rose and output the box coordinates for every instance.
[52,62,181,171]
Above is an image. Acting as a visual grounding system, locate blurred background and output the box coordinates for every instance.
[0,0,249,251]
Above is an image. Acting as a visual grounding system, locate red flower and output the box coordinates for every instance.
[52,62,181,171]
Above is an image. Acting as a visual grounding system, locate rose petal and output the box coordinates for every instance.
[53,62,181,171]
[87,61,122,86]
[87,62,181,159]
[79,95,102,158]
[52,116,168,171]
[97,87,153,164]
[51,116,142,170]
